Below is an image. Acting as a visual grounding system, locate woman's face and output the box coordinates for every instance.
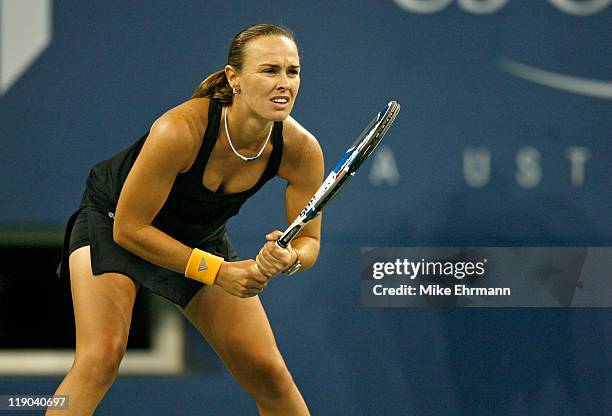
[228,35,301,122]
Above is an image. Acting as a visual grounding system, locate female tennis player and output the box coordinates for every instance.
[48,24,322,416]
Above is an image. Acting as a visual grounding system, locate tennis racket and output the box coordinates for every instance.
[276,100,400,249]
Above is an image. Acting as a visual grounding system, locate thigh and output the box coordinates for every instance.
[69,246,139,352]
[181,284,284,375]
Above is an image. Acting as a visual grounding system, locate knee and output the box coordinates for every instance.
[263,357,295,398]
[240,354,295,400]
[73,338,127,387]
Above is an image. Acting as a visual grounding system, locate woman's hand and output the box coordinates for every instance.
[215,260,269,298]
[255,230,298,277]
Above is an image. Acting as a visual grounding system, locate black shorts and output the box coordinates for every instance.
[58,205,239,308]
[68,207,91,255]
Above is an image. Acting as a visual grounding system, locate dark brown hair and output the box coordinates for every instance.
[192,24,298,104]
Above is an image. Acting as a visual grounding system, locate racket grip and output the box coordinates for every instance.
[276,223,302,249]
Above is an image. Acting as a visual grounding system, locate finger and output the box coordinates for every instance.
[258,245,282,266]
[257,242,275,262]
[237,291,254,298]
[261,238,291,259]
[255,253,271,275]
[264,241,292,263]
[269,250,291,266]
[261,251,286,274]
[246,281,268,293]
[235,283,258,298]
[244,281,266,291]
[256,256,278,277]
[241,273,266,288]
[258,246,280,266]
[252,264,272,282]
[265,230,283,241]
[242,286,265,297]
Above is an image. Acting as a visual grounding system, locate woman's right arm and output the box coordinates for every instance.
[113,110,268,297]
[113,115,196,273]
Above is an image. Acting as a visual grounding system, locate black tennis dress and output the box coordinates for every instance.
[56,99,284,308]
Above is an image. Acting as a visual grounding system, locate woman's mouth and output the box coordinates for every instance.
[270,96,290,107]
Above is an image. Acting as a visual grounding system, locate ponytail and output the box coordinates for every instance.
[192,69,233,104]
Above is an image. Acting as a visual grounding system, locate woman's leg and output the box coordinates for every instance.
[46,246,139,416]
[180,284,310,416]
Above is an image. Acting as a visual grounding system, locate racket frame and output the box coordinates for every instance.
[276,100,400,249]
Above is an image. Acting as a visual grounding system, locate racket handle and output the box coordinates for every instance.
[276,223,302,249]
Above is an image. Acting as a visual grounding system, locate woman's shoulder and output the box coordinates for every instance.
[145,98,212,173]
[281,116,321,157]
[279,116,324,179]
[153,97,211,136]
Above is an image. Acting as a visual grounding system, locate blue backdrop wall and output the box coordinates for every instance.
[1,1,610,414]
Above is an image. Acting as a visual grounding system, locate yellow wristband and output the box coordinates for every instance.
[185,248,224,286]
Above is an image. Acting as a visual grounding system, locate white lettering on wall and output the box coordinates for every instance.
[463,147,491,187]
[565,146,591,187]
[369,146,400,186]
[516,146,542,188]
[393,0,612,15]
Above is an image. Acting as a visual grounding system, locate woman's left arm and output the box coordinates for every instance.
[256,127,324,277]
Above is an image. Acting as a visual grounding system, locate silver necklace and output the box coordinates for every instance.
[224,106,273,162]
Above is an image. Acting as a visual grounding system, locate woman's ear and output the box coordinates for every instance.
[224,65,239,89]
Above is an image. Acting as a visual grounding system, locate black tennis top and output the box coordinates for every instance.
[56,99,284,307]
[86,98,284,246]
